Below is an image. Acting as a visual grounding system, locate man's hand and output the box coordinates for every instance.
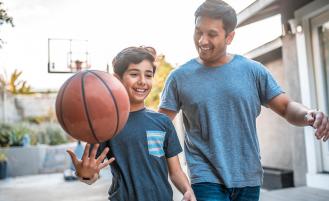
[305,110,329,141]
[67,143,115,179]
[182,189,197,201]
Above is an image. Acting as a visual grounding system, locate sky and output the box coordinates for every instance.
[0,0,281,90]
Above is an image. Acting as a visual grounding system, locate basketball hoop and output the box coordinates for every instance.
[48,38,91,73]
[69,59,90,72]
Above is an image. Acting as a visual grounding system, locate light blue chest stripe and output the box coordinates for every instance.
[147,136,164,141]
[148,143,163,149]
[149,150,165,157]
[146,130,166,157]
[147,130,166,135]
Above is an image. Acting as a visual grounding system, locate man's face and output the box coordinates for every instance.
[194,16,234,66]
[121,60,153,110]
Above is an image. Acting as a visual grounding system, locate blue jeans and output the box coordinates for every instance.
[192,182,260,201]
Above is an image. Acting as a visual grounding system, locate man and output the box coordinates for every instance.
[158,0,329,200]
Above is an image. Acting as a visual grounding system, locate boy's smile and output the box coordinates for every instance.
[121,59,154,111]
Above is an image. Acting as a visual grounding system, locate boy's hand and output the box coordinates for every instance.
[67,143,115,179]
[182,189,197,201]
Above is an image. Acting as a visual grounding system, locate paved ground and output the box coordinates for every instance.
[1,169,329,201]
[259,186,329,201]
[0,167,184,201]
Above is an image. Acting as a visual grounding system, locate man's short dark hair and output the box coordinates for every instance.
[112,46,156,78]
[194,0,237,34]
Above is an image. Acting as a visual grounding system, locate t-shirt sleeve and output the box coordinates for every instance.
[256,62,284,105]
[159,72,181,112]
[163,117,182,158]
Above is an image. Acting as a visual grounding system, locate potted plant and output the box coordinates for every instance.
[0,152,7,179]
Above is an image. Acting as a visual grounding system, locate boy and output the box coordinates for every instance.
[67,46,196,201]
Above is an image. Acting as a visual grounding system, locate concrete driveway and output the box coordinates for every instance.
[0,167,184,201]
[2,168,329,201]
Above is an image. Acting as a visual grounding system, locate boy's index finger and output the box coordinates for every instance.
[90,144,100,159]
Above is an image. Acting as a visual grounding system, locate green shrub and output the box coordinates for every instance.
[1,122,69,146]
[1,123,37,146]
[9,124,32,146]
[36,123,68,145]
[0,123,12,147]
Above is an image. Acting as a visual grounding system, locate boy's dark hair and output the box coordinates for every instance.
[194,0,237,34]
[112,46,156,78]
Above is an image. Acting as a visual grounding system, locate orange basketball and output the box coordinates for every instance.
[55,70,130,143]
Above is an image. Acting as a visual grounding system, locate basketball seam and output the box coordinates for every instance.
[81,71,101,143]
[89,70,120,137]
[58,73,80,134]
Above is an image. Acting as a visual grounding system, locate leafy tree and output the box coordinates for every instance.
[0,1,14,48]
[145,54,174,110]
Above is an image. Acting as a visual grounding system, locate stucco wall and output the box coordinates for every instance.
[256,59,295,170]
[0,93,57,123]
[256,39,307,186]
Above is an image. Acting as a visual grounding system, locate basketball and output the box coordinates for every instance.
[55,70,130,143]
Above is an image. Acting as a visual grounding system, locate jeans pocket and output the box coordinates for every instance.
[146,130,166,157]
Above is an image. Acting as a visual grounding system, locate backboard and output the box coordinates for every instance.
[48,38,91,73]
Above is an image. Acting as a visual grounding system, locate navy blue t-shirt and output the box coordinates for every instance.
[99,108,182,201]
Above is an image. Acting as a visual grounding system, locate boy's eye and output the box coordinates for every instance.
[145,74,153,78]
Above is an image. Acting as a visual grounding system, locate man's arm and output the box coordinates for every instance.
[158,108,178,120]
[167,156,196,201]
[268,93,329,141]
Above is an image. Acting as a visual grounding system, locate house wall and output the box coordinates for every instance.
[256,58,294,170]
[0,93,57,123]
[255,36,307,187]
[282,35,307,187]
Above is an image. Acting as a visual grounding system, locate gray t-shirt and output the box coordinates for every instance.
[98,108,182,201]
[159,55,283,188]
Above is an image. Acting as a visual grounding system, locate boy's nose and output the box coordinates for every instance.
[137,76,146,85]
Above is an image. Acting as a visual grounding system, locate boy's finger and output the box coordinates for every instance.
[67,149,79,166]
[82,144,91,161]
[99,157,115,169]
[90,144,99,159]
[96,147,109,165]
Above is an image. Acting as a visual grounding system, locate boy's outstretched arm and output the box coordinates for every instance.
[167,156,196,201]
[67,143,115,185]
